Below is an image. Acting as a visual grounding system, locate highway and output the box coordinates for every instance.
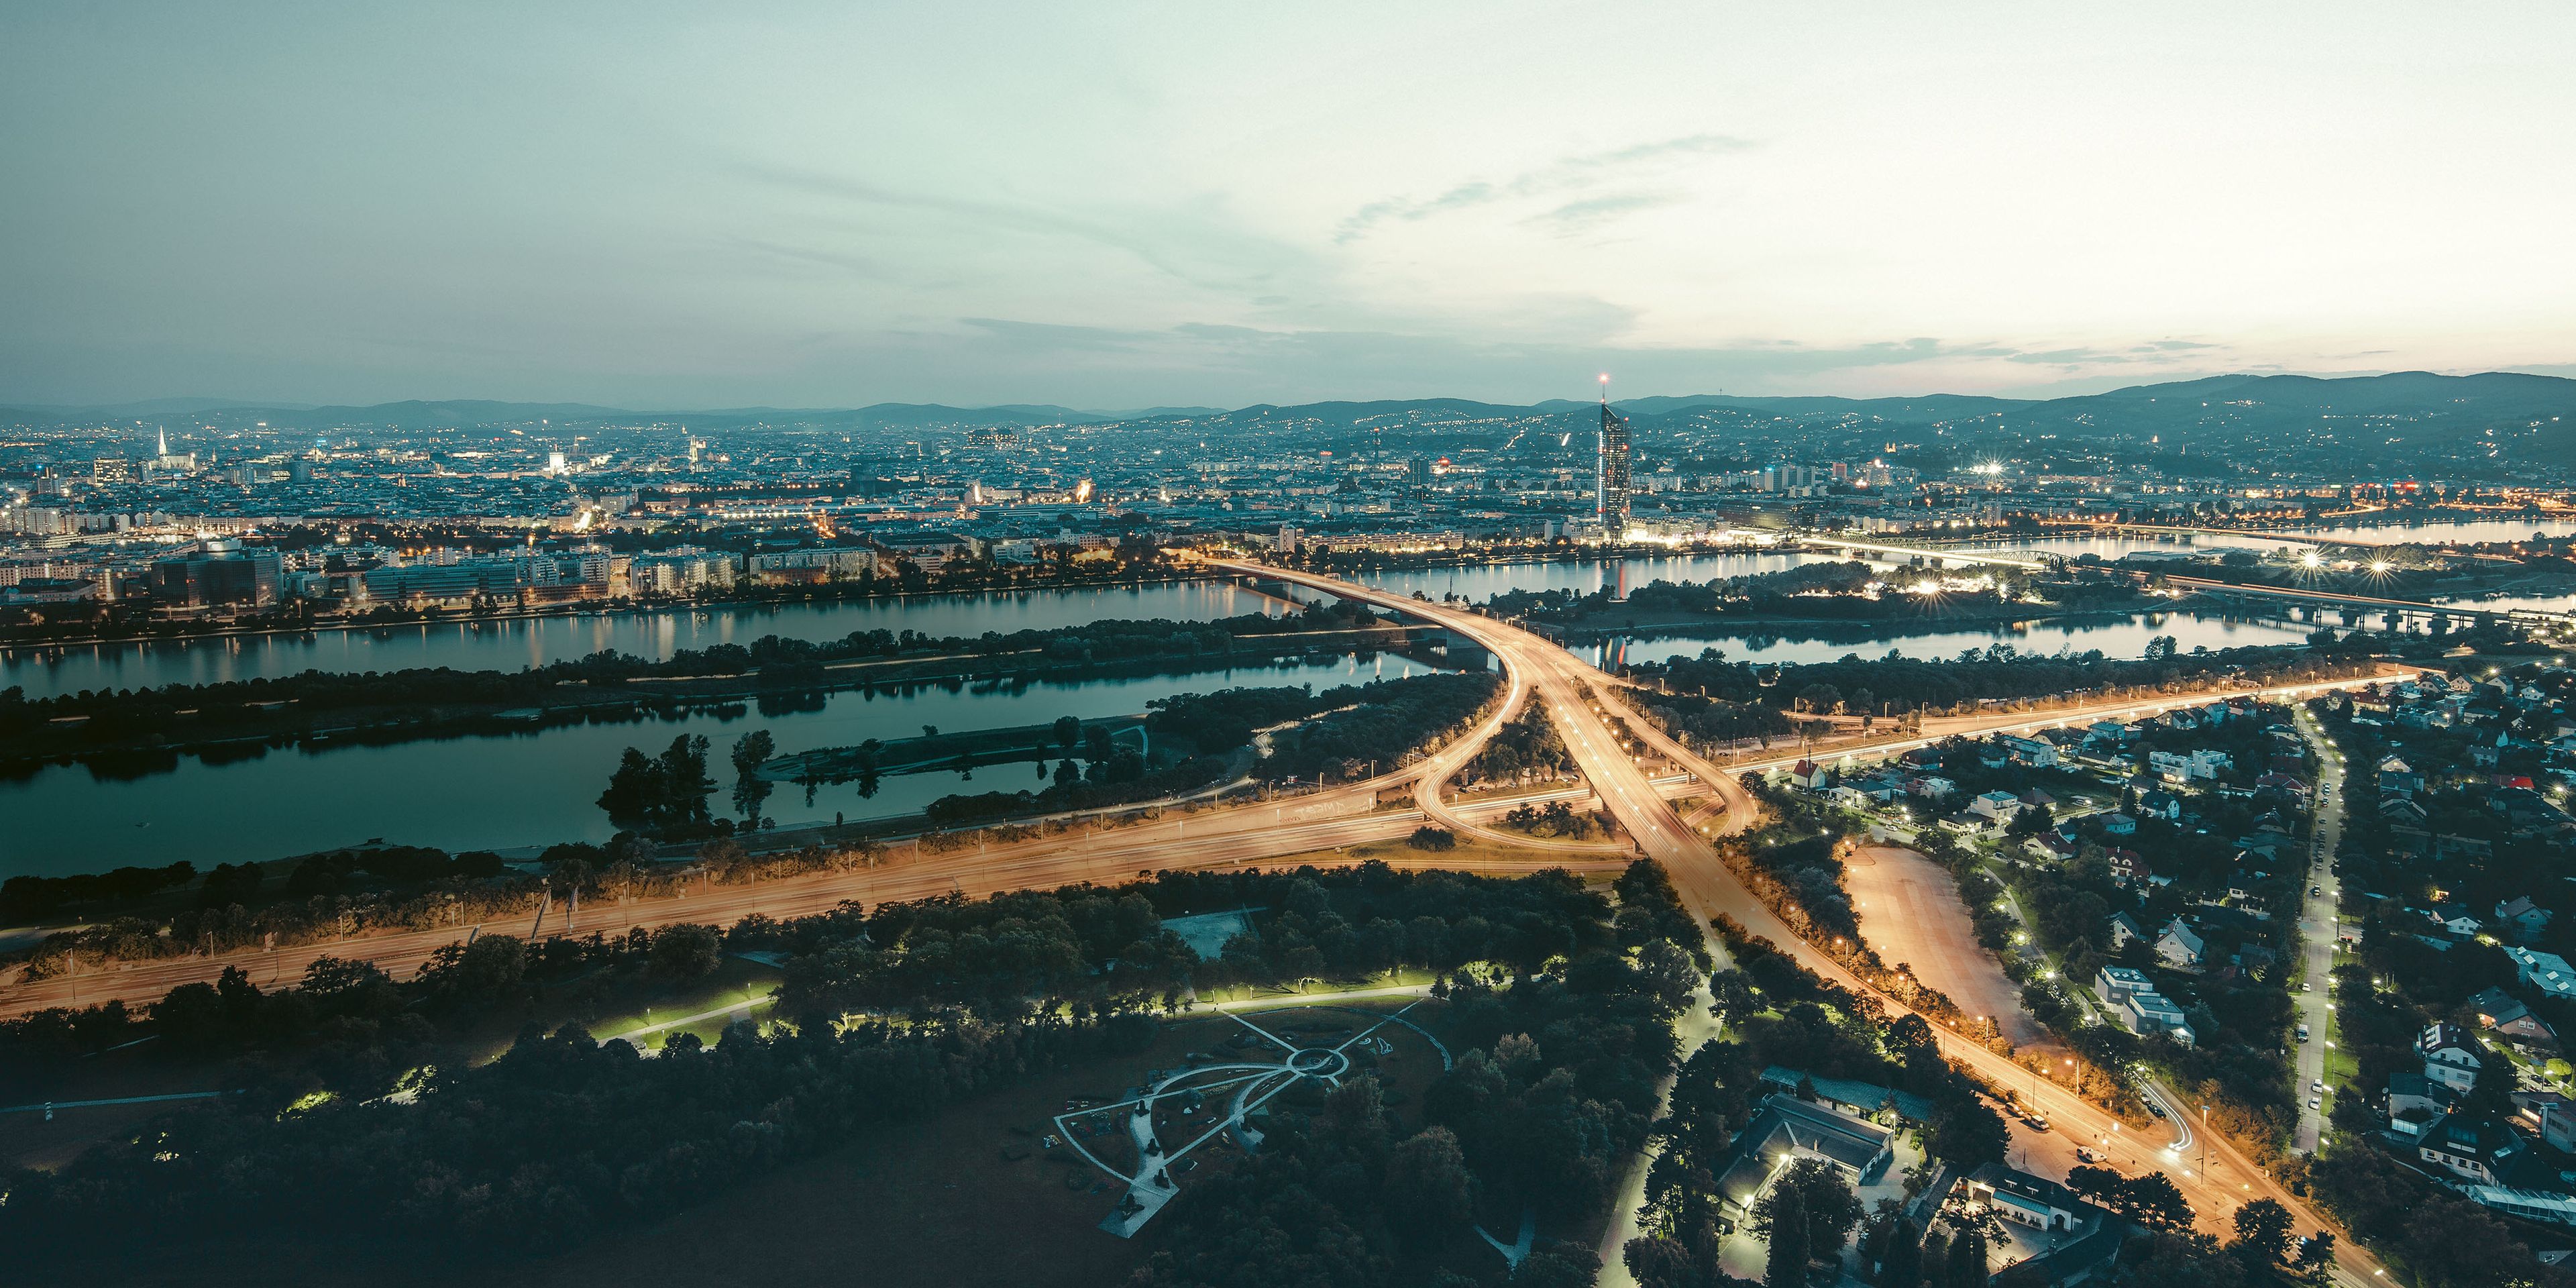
[0,785,1645,1020]
[1226,562,2393,1285]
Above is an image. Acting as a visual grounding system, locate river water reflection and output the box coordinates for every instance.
[0,581,1285,701]
[0,539,2459,878]
[0,653,1432,877]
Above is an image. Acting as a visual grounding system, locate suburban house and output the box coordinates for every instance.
[2386,1070,2450,1137]
[2000,735,2058,767]
[2469,987,2558,1044]
[2513,1089,2576,1153]
[1968,790,2024,824]
[1713,1094,1896,1222]
[2028,830,2081,862]
[2104,847,2149,886]
[2495,896,2557,943]
[2420,1023,2485,1093]
[1960,1162,2092,1231]
[2095,965,2195,1046]
[2156,918,2206,970]
[2106,912,2147,949]
[2253,771,2310,804]
[2418,1111,2525,1185]
[2504,947,2576,1002]
[1755,1067,1936,1124]
[1787,759,1831,790]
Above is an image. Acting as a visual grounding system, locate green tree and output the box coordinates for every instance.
[2230,1197,2293,1263]
[1385,1127,1475,1234]
[731,729,776,821]
[2118,1171,2197,1232]
[1929,1100,2009,1166]
[648,924,723,981]
[1760,1179,1809,1288]
[1944,1223,1986,1286]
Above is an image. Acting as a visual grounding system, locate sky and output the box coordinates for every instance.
[5,2,2575,411]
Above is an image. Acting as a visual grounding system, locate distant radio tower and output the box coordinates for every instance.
[1595,374,1631,538]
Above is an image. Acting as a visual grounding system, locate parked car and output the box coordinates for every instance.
[2296,1024,2310,1042]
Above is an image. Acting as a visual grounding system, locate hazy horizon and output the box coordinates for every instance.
[15,363,2576,420]
[8,3,2575,409]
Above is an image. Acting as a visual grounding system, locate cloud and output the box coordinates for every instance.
[1336,133,1754,241]
[728,159,1315,298]
[1525,192,1683,235]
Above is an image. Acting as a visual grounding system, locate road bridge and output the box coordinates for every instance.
[1794,536,2049,572]
[2163,574,2576,627]
[2062,521,2349,546]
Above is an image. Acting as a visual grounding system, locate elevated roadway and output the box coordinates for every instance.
[2164,574,2576,627]
[1796,537,2048,572]
[1226,561,2393,1285]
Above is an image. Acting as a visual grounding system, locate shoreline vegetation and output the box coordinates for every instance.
[0,669,1508,981]
[0,601,1434,772]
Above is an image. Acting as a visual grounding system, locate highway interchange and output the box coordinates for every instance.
[5,559,2402,1281]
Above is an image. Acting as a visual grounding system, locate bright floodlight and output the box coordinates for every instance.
[2301,551,2321,568]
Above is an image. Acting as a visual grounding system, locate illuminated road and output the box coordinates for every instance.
[2292,706,2347,1155]
[0,784,1647,1020]
[1228,562,2392,1285]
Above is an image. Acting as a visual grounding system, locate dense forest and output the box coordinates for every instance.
[1,861,1670,1279]
[1135,861,1707,1288]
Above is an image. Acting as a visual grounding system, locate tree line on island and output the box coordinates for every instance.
[0,597,1410,761]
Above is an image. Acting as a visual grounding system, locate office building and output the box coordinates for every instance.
[1596,397,1631,537]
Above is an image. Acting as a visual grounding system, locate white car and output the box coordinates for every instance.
[2308,1095,2322,1110]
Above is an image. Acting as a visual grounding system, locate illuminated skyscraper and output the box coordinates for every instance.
[1595,377,1631,537]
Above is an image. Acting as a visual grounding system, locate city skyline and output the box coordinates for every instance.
[7,3,2576,410]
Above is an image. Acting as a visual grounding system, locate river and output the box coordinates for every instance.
[0,652,1435,877]
[0,539,2460,879]
[1575,610,2316,670]
[0,580,1285,702]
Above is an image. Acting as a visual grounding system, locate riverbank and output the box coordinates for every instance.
[0,566,1271,653]
[0,621,1440,775]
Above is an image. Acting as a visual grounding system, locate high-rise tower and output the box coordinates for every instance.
[1595,376,1631,537]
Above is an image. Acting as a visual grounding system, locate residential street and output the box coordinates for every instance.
[2293,705,2349,1154]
